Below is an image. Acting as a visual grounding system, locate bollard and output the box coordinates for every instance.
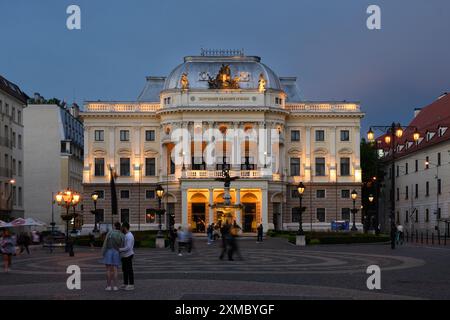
[426,231,429,244]
[438,232,441,245]
[421,232,423,244]
[432,233,434,245]
[416,230,418,243]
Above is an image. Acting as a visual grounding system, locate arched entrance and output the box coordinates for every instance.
[241,193,259,232]
[189,192,207,232]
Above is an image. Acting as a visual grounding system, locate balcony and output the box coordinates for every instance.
[84,102,160,113]
[182,170,269,179]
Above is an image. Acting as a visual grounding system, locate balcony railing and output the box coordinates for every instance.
[286,102,360,112]
[84,102,160,113]
[0,167,12,178]
[183,170,264,179]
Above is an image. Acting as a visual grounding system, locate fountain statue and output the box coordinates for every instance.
[211,168,243,223]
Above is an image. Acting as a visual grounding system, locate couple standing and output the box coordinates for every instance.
[101,221,135,291]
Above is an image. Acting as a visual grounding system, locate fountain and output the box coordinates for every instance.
[210,168,244,225]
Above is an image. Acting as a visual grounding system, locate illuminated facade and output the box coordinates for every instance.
[81,52,363,232]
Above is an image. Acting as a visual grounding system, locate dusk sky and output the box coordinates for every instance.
[1,0,449,131]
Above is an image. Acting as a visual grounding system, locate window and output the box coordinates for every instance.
[340,130,350,141]
[94,130,104,141]
[405,211,409,223]
[315,130,325,142]
[94,158,105,176]
[145,158,156,176]
[12,186,16,205]
[341,208,350,221]
[315,157,325,176]
[94,190,105,199]
[146,209,156,223]
[18,110,22,124]
[120,209,130,223]
[120,190,130,199]
[170,158,175,174]
[437,153,441,166]
[146,190,155,199]
[96,209,105,223]
[425,156,429,169]
[437,208,441,220]
[438,179,442,195]
[12,132,15,148]
[291,189,299,199]
[316,190,326,198]
[120,158,130,176]
[405,162,408,175]
[415,184,418,198]
[340,158,350,176]
[12,159,16,175]
[18,161,22,176]
[145,130,155,141]
[405,186,409,200]
[415,210,419,223]
[291,207,301,223]
[396,188,399,201]
[290,158,300,176]
[415,159,418,172]
[396,165,399,177]
[291,130,300,142]
[341,190,350,198]
[120,130,130,141]
[18,135,22,149]
[425,209,429,222]
[316,208,326,222]
[426,181,429,196]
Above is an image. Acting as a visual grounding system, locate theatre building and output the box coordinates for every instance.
[81,51,363,233]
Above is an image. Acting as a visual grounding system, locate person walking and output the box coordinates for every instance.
[119,222,135,291]
[396,224,404,245]
[177,226,186,256]
[219,221,231,260]
[18,232,31,254]
[101,222,124,291]
[1,230,16,272]
[169,227,177,252]
[207,224,214,245]
[257,224,264,243]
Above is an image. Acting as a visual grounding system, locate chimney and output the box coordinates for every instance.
[414,108,422,118]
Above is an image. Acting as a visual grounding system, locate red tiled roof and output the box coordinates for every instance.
[0,74,29,104]
[376,93,450,158]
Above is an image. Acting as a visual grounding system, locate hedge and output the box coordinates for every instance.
[74,230,167,248]
[270,231,390,245]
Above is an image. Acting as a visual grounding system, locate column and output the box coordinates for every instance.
[109,127,115,169]
[305,126,311,182]
[330,126,337,182]
[354,126,362,182]
[182,188,188,227]
[208,188,214,225]
[235,188,241,226]
[261,188,268,231]
[83,126,90,183]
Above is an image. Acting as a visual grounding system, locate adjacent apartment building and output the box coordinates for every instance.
[0,75,28,220]
[81,51,364,233]
[378,93,450,236]
[24,94,84,229]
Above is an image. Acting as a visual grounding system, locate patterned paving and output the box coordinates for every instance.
[9,239,425,276]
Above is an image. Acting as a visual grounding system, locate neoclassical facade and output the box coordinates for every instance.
[81,52,363,232]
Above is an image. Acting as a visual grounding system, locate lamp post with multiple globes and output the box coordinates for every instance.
[351,190,358,231]
[297,182,305,235]
[91,192,99,233]
[155,185,165,238]
[55,189,81,256]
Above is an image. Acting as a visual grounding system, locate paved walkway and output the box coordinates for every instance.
[0,237,447,299]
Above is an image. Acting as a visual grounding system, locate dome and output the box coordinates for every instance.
[163,55,282,91]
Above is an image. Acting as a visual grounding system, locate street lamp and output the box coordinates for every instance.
[351,189,358,232]
[91,192,99,233]
[156,185,165,238]
[297,182,305,235]
[367,122,420,249]
[55,189,81,256]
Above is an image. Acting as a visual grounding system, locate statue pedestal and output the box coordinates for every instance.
[155,238,165,249]
[296,235,306,246]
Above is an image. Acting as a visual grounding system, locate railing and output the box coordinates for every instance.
[184,170,263,179]
[286,102,360,112]
[0,137,12,148]
[0,167,12,178]
[85,103,160,112]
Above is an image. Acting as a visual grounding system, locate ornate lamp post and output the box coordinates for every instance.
[351,189,358,232]
[55,189,81,256]
[368,194,375,231]
[156,185,165,238]
[91,192,99,233]
[297,182,305,235]
[367,123,420,249]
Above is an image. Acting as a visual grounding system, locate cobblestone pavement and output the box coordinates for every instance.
[0,237,448,300]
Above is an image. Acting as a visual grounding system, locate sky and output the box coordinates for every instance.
[1,0,449,132]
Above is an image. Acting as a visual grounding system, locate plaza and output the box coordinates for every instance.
[0,238,448,300]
